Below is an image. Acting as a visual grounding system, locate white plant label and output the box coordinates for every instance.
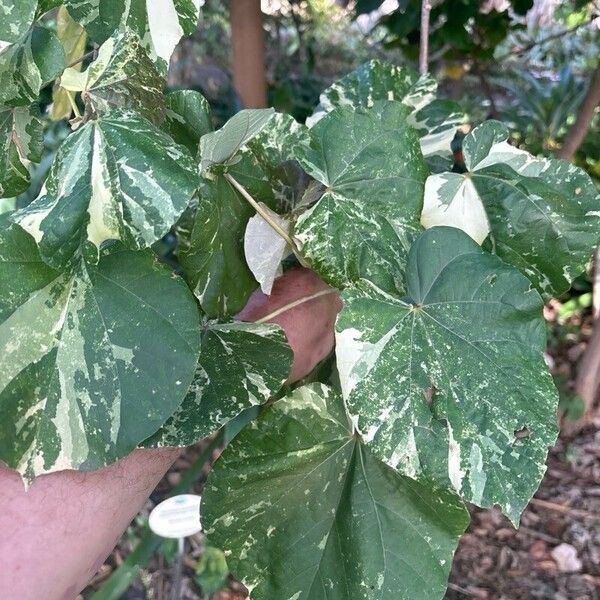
[149,494,202,539]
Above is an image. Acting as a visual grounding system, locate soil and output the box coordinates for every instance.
[82,308,600,600]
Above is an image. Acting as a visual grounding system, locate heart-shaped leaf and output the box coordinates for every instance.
[294,101,428,294]
[421,120,600,297]
[0,219,200,480]
[13,108,198,270]
[202,383,469,600]
[145,321,292,447]
[336,226,559,523]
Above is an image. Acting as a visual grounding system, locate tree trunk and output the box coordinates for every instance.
[555,66,600,160]
[559,67,600,435]
[230,0,267,108]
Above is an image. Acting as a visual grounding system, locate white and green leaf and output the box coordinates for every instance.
[202,383,469,600]
[307,59,464,158]
[64,0,202,70]
[336,227,559,523]
[0,25,65,108]
[60,28,166,124]
[0,104,44,198]
[294,101,428,294]
[145,321,292,448]
[12,108,198,270]
[0,219,201,480]
[162,89,213,157]
[248,112,311,212]
[180,151,276,318]
[421,120,600,297]
[50,6,88,121]
[0,0,38,47]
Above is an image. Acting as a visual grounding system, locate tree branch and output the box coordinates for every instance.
[419,0,432,75]
[555,65,600,161]
[558,66,600,434]
[563,251,600,436]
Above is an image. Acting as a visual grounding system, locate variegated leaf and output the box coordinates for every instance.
[60,29,166,124]
[294,101,428,295]
[200,108,275,176]
[336,227,559,524]
[0,197,15,214]
[12,108,198,270]
[0,26,65,108]
[0,105,44,198]
[0,218,201,480]
[248,112,311,212]
[162,89,213,156]
[180,151,275,318]
[202,383,469,600]
[421,120,600,297]
[0,1,38,46]
[307,59,464,158]
[64,0,202,70]
[145,321,292,448]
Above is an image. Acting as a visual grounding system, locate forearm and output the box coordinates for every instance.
[0,448,179,600]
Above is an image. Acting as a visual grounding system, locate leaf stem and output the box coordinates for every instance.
[224,172,298,250]
[65,48,97,70]
[255,288,338,323]
[66,91,81,119]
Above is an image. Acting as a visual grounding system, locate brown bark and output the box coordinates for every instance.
[555,66,600,161]
[564,251,600,436]
[419,0,432,75]
[558,67,600,434]
[230,0,267,108]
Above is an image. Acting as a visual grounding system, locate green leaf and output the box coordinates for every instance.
[60,29,166,124]
[145,321,292,448]
[0,105,44,198]
[202,383,469,600]
[0,219,201,480]
[162,89,213,156]
[180,152,275,318]
[195,547,229,596]
[421,120,600,297]
[37,0,64,16]
[248,112,311,213]
[0,0,38,45]
[335,226,559,523]
[13,108,198,270]
[294,101,428,294]
[308,60,464,158]
[64,0,201,69]
[0,26,65,108]
[199,108,275,176]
